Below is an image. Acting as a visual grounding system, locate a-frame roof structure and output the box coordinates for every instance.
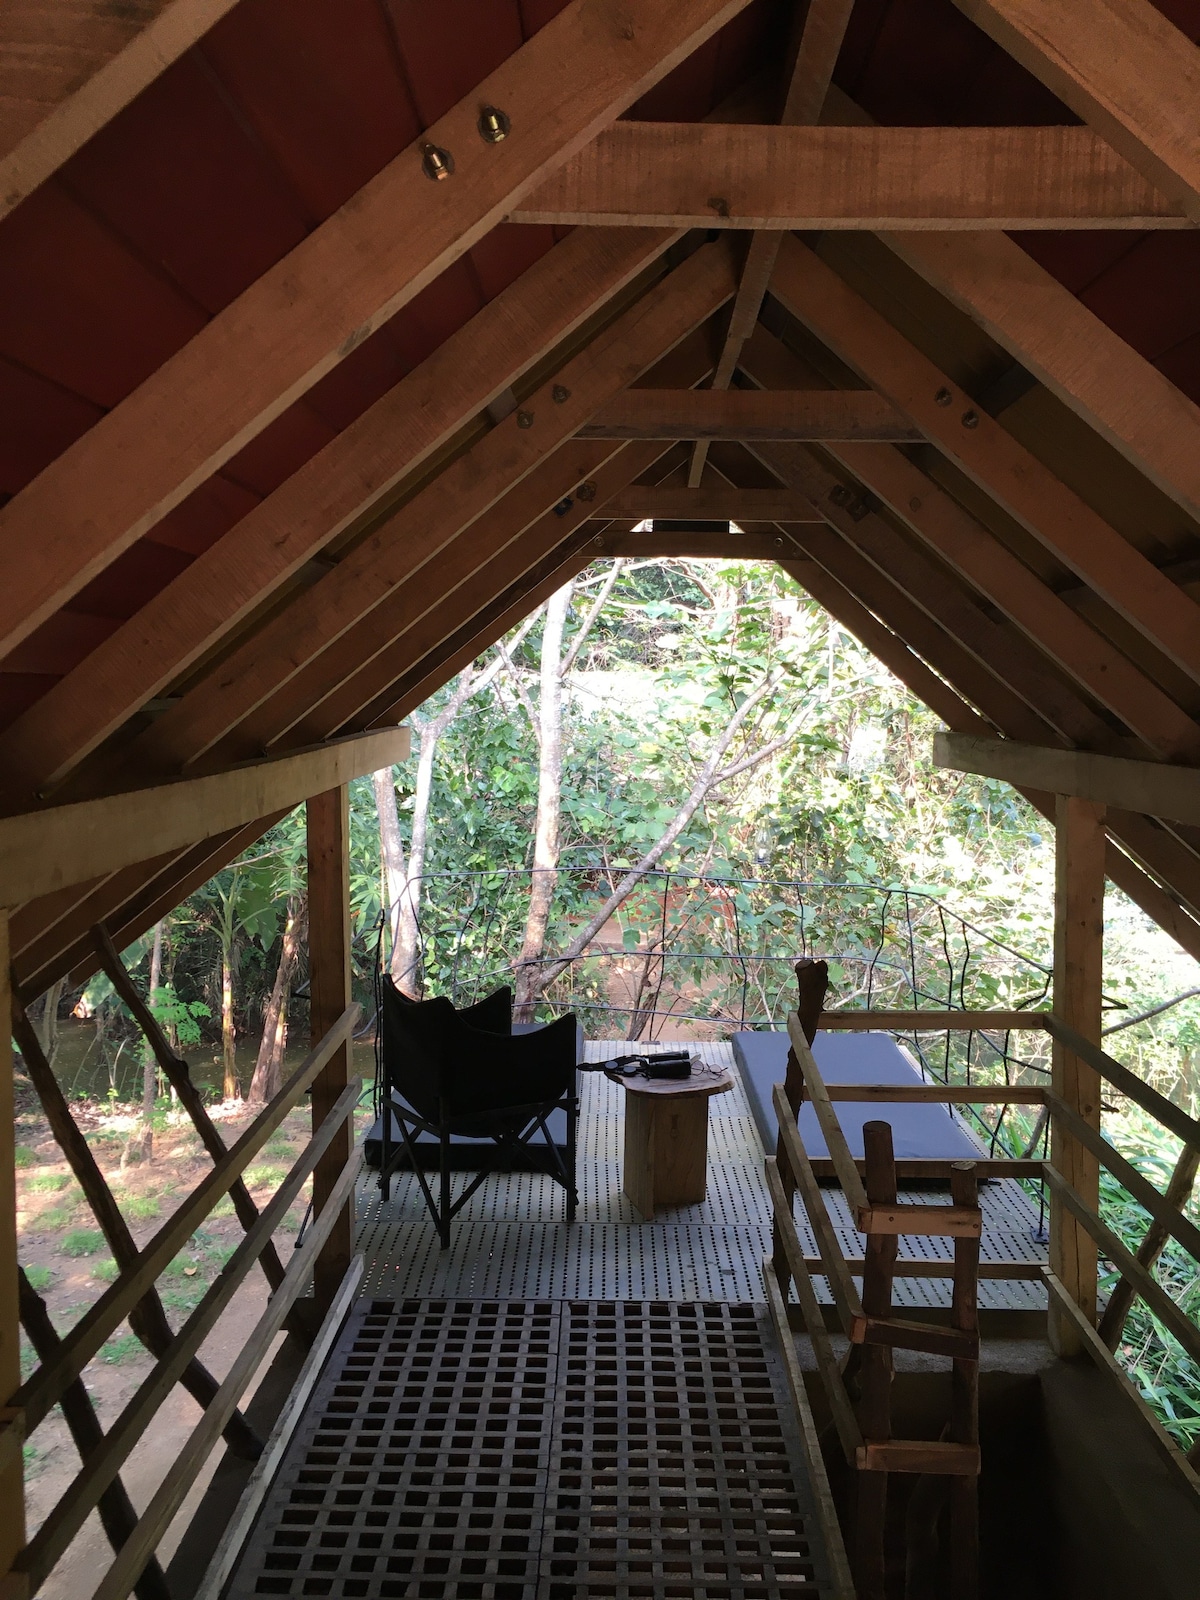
[3,0,1200,1000]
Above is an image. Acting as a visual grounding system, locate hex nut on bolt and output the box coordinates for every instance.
[577,482,596,501]
[421,144,454,180]
[934,387,953,406]
[552,385,571,404]
[478,106,511,143]
[516,410,534,429]
[961,410,979,429]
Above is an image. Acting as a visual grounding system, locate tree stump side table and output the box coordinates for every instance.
[619,1069,733,1219]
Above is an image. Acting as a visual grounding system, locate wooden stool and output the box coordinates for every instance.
[619,1068,733,1219]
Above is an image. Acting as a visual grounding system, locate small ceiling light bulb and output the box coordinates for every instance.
[478,106,511,143]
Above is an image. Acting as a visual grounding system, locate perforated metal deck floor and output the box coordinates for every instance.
[355,1041,1048,1311]
[226,1298,831,1600]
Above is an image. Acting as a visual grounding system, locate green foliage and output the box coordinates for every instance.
[92,1258,120,1283]
[148,985,210,1048]
[123,1194,160,1220]
[39,1208,75,1232]
[26,1173,70,1193]
[22,1265,53,1292]
[101,1333,144,1364]
[244,1164,287,1188]
[60,1229,105,1257]
[14,1146,38,1168]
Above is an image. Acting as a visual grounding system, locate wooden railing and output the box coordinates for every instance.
[765,1001,1200,1596]
[4,1001,362,1600]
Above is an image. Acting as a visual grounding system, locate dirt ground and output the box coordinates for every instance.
[13,1049,377,1600]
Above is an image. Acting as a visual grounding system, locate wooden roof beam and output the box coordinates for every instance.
[579,389,921,440]
[101,242,736,780]
[589,485,823,520]
[953,0,1200,221]
[767,237,1200,691]
[513,122,1187,228]
[0,730,408,908]
[936,732,1200,826]
[0,0,241,222]
[737,323,1200,761]
[0,225,681,803]
[0,0,755,657]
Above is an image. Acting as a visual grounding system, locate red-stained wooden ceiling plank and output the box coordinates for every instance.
[302,324,414,437]
[1155,328,1200,407]
[0,182,205,408]
[67,544,196,624]
[1,614,115,678]
[60,51,312,317]
[1011,231,1147,297]
[385,0,525,126]
[149,475,262,558]
[1076,233,1200,366]
[199,0,423,223]
[0,675,54,733]
[468,223,558,303]
[384,255,489,373]
[220,402,338,501]
[0,360,103,499]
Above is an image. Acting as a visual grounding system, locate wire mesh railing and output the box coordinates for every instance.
[385,868,1054,1160]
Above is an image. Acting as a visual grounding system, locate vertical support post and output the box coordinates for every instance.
[307,788,354,1314]
[1050,796,1106,1353]
[1,909,27,1587]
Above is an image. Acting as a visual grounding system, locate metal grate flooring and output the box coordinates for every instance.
[226,1299,829,1600]
[356,1041,1047,1311]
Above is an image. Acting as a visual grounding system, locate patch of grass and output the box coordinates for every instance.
[60,1229,105,1257]
[244,1164,287,1188]
[92,1258,120,1283]
[208,1196,236,1219]
[101,1333,144,1365]
[39,1207,75,1232]
[26,1172,70,1193]
[160,1282,206,1315]
[124,1195,160,1220]
[264,1137,296,1159]
[22,1264,53,1292]
[14,1146,39,1168]
[23,1444,40,1472]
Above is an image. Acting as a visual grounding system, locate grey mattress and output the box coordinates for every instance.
[731,1029,985,1164]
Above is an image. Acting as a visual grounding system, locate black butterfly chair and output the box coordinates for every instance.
[377,978,579,1247]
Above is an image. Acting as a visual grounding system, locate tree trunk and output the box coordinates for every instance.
[36,976,65,1070]
[249,895,307,1105]
[137,920,164,1159]
[221,941,239,1101]
[373,766,420,992]
[514,581,572,1017]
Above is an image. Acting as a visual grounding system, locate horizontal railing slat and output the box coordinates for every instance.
[820,1010,1048,1031]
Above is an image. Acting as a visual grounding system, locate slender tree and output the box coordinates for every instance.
[248,893,307,1105]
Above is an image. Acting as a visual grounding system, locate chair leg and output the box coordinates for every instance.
[439,1123,451,1249]
[380,1102,391,1203]
[566,1094,578,1224]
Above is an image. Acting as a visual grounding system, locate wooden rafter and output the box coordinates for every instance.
[737,324,1200,761]
[0,0,754,658]
[768,237,1200,691]
[0,0,242,222]
[936,733,1200,825]
[102,243,736,779]
[0,225,679,802]
[953,0,1200,221]
[514,122,1185,229]
[589,485,822,520]
[578,389,921,440]
[686,0,853,487]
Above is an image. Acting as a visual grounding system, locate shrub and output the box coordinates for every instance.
[60,1229,105,1257]
[22,1265,53,1292]
[26,1173,69,1193]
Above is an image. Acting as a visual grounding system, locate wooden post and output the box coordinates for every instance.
[1050,796,1106,1353]
[1,909,27,1588]
[306,788,354,1313]
[773,958,828,1283]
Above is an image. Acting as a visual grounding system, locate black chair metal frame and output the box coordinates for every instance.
[377,981,578,1247]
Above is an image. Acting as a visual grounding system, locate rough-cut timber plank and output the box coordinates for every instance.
[0,226,678,800]
[594,531,800,558]
[0,730,407,906]
[579,388,921,440]
[935,733,1200,824]
[515,122,1185,228]
[768,238,1200,690]
[0,910,23,1577]
[879,231,1200,528]
[0,0,754,657]
[953,0,1200,221]
[0,1,242,221]
[118,242,737,774]
[592,485,823,519]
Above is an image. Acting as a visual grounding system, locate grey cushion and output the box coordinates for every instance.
[732,1029,985,1163]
